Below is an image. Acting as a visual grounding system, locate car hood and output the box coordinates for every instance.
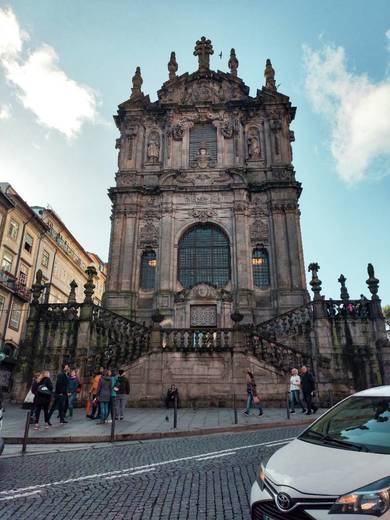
[265,438,389,496]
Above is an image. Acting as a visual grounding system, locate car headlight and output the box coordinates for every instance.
[257,464,266,491]
[330,477,390,516]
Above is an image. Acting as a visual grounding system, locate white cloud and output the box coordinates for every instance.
[303,36,390,184]
[0,103,11,120]
[0,7,98,137]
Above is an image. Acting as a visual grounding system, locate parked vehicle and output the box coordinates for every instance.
[251,385,390,519]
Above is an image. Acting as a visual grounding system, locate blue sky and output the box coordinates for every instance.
[0,0,389,303]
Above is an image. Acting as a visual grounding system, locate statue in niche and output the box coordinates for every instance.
[247,129,261,160]
[146,131,160,164]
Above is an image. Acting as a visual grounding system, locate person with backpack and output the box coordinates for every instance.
[114,369,130,420]
[34,371,53,430]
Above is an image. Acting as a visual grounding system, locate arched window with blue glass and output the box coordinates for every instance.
[178,224,230,289]
[252,247,270,288]
[140,250,157,290]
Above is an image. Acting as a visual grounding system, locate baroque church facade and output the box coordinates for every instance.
[14,38,389,406]
[104,37,308,328]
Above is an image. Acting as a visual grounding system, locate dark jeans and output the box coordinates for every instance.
[303,391,316,413]
[48,394,66,421]
[35,402,50,424]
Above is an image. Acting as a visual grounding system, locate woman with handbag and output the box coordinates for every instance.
[243,370,263,417]
[34,371,53,430]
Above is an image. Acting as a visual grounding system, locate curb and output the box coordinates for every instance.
[3,418,313,444]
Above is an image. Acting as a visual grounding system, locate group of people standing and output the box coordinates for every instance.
[30,364,80,430]
[86,367,130,424]
[244,365,318,416]
[289,365,318,415]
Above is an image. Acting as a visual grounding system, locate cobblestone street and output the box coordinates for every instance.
[0,426,303,519]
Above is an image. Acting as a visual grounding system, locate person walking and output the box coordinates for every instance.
[243,370,263,416]
[289,368,306,413]
[67,369,80,419]
[115,369,130,420]
[34,371,53,430]
[48,363,69,424]
[96,369,112,424]
[108,369,118,421]
[165,384,179,409]
[300,366,318,415]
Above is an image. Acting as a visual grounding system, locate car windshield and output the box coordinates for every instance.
[299,395,390,454]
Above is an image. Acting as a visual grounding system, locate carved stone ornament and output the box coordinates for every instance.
[139,220,159,248]
[221,119,234,138]
[228,48,238,77]
[191,283,218,300]
[250,218,269,244]
[169,123,184,140]
[168,51,178,80]
[190,208,217,221]
[146,131,160,164]
[116,172,136,187]
[190,145,216,169]
[193,36,214,72]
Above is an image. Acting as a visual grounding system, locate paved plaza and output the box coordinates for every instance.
[1,404,320,444]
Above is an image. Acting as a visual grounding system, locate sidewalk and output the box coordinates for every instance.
[1,404,324,444]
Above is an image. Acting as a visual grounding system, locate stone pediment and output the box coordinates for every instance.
[157,70,250,106]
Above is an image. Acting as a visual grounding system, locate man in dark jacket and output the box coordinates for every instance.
[114,369,130,420]
[300,366,318,415]
[48,363,69,423]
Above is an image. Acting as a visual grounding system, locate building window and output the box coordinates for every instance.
[8,219,19,240]
[178,224,230,289]
[140,250,157,290]
[9,301,22,330]
[24,233,34,253]
[0,295,5,317]
[41,249,50,268]
[19,264,29,286]
[252,247,270,288]
[189,123,217,163]
[1,251,13,273]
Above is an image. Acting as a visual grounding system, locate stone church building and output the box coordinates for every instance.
[104,37,307,329]
[14,38,390,406]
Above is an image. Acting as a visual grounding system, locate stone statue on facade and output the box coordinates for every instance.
[193,36,214,72]
[168,51,178,80]
[130,66,143,99]
[247,129,261,160]
[228,48,238,77]
[264,59,276,91]
[146,131,160,164]
[197,145,211,168]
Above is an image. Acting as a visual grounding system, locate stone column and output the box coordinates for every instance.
[120,210,139,293]
[285,206,305,291]
[106,210,126,293]
[270,204,290,291]
[232,195,252,316]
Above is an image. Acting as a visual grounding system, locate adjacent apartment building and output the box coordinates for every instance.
[0,183,106,392]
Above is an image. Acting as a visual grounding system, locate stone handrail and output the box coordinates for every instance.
[254,302,313,340]
[324,299,369,319]
[161,328,232,352]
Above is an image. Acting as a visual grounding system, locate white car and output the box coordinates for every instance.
[251,385,390,519]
